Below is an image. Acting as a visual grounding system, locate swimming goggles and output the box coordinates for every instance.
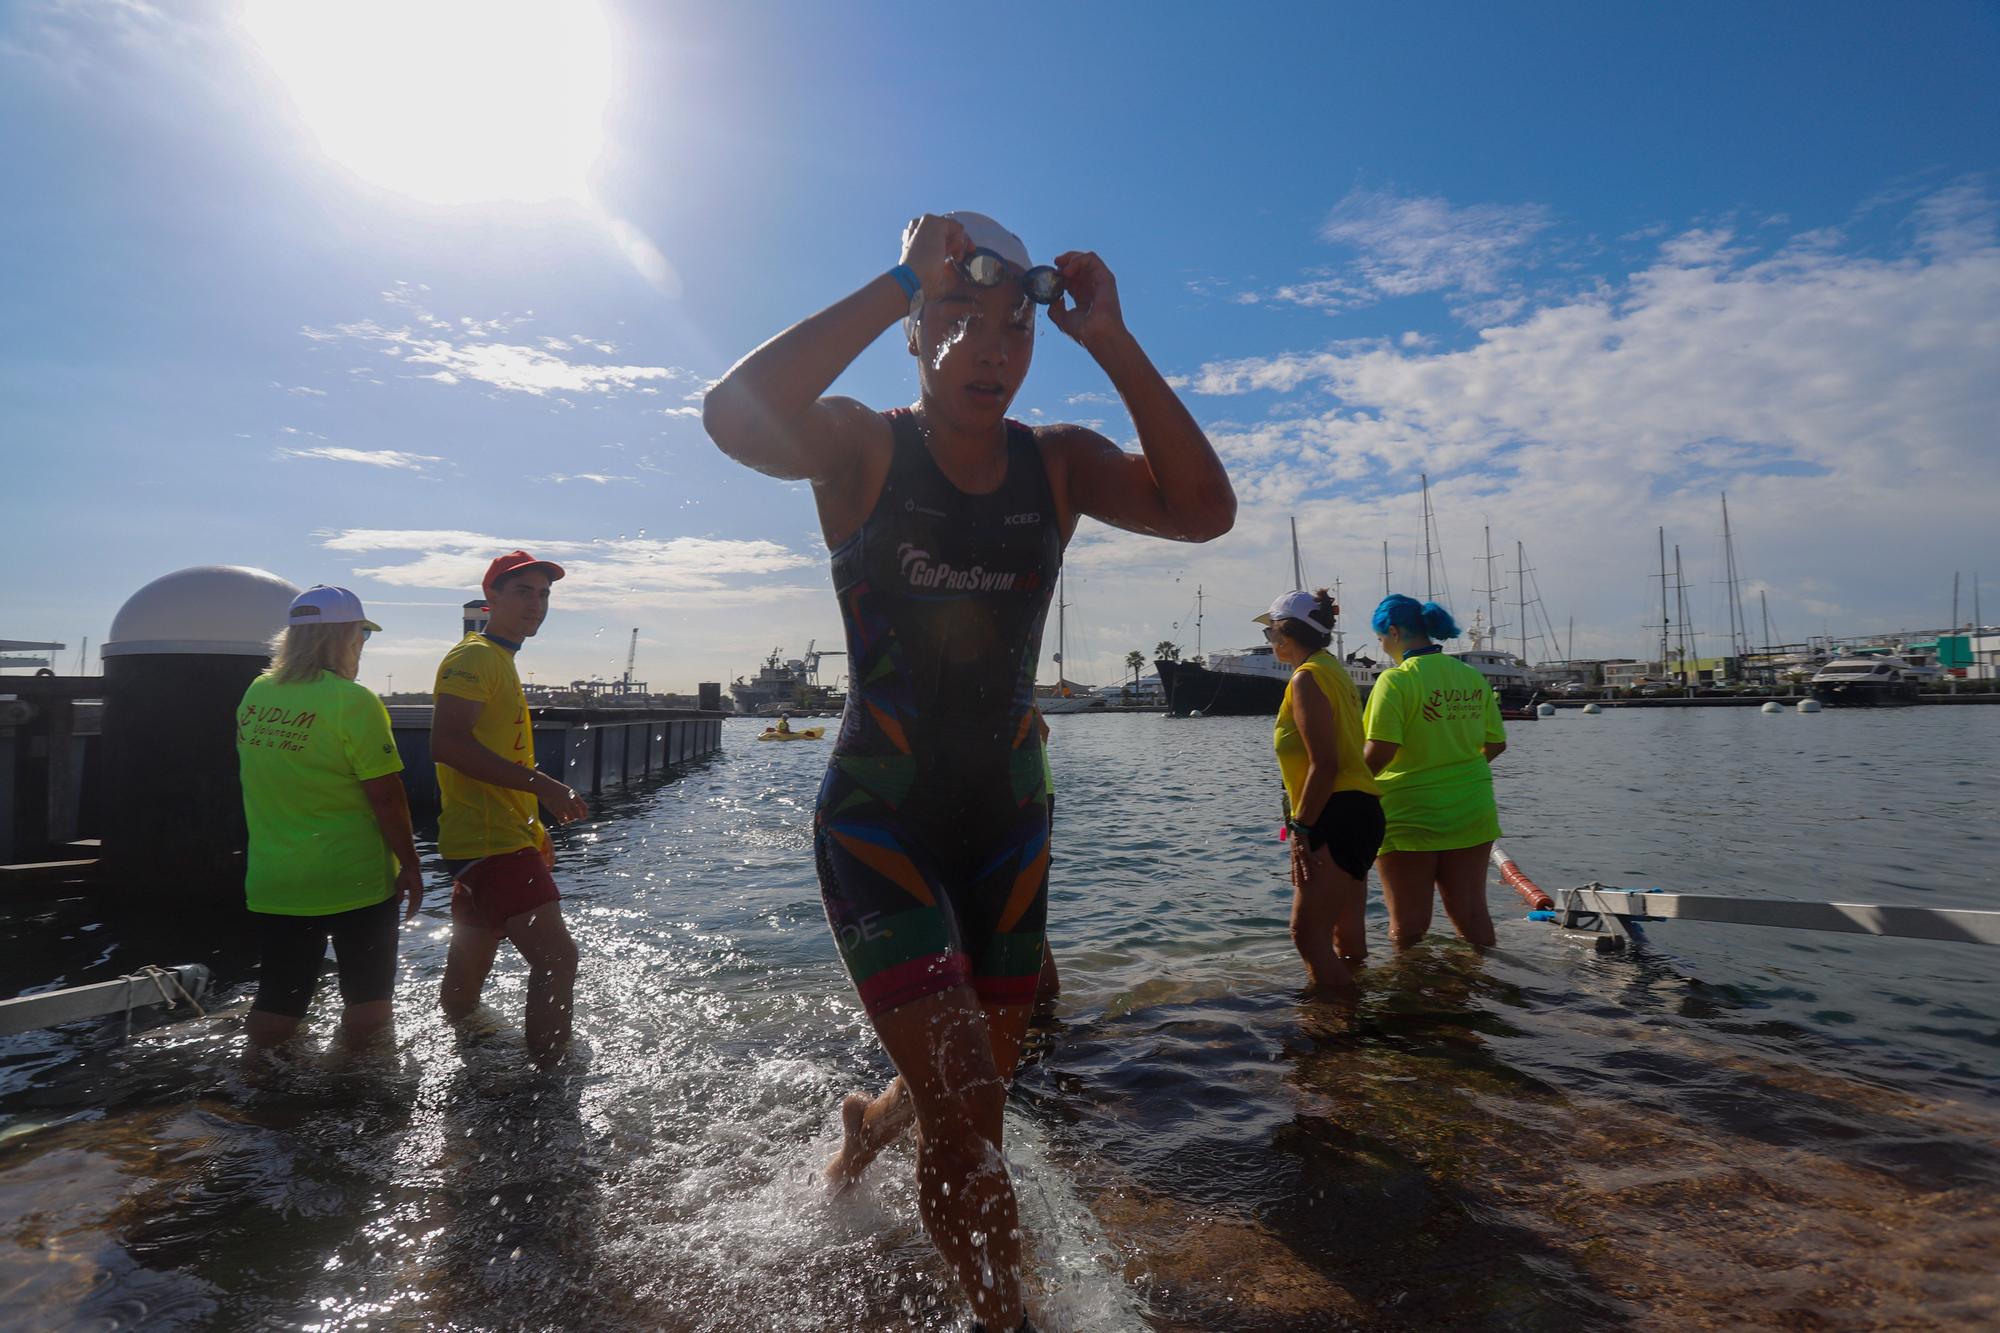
[960,248,1066,305]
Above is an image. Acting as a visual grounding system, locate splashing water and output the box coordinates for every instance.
[3,712,1998,1329]
[930,316,973,371]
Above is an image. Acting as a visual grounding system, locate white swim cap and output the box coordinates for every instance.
[947,210,1032,269]
[905,211,1034,346]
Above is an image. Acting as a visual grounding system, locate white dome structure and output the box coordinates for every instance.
[102,565,302,658]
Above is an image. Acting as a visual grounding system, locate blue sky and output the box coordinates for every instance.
[3,0,1996,691]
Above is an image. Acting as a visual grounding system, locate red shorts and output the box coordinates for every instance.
[446,847,561,932]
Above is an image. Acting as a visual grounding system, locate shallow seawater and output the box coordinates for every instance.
[3,709,1997,1330]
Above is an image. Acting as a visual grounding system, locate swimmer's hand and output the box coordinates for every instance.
[1048,251,1127,350]
[900,214,970,296]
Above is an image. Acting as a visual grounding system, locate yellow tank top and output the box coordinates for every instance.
[1274,650,1381,817]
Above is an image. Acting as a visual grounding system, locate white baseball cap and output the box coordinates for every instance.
[1253,590,1334,634]
[287,585,382,632]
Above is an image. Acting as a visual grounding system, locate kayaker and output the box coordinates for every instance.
[236,586,421,1060]
[1258,588,1384,993]
[1362,594,1508,949]
[775,713,792,734]
[704,210,1234,1332]
[431,552,590,1069]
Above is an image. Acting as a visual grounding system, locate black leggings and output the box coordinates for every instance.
[250,896,399,1019]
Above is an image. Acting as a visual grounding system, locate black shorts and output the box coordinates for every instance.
[250,896,399,1019]
[1302,791,1387,882]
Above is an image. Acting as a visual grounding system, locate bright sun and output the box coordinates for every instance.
[243,0,613,207]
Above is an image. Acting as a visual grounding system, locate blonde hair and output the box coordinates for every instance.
[269,622,364,685]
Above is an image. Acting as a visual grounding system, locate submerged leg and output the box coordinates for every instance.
[439,891,502,1023]
[826,999,1032,1192]
[506,902,579,1069]
[1376,851,1441,950]
[868,986,1029,1330]
[1292,845,1364,994]
[1434,842,1498,948]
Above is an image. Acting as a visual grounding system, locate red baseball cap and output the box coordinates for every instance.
[482,550,566,596]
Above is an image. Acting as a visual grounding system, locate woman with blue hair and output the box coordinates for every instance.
[1361,594,1508,949]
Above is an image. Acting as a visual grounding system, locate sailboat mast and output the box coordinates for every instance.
[1195,584,1204,662]
[1658,527,1670,676]
[1721,491,1748,663]
[1674,543,1693,687]
[1484,525,1498,647]
[1420,473,1435,601]
[1760,588,1772,653]
[1952,570,1960,633]
[1381,540,1391,596]
[1516,541,1528,665]
[1290,516,1304,589]
[1056,567,1067,690]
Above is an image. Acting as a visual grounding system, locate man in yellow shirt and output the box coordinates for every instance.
[432,550,590,1068]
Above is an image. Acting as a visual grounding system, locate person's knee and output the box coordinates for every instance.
[538,933,580,981]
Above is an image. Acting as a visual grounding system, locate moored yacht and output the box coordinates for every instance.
[1808,655,1923,706]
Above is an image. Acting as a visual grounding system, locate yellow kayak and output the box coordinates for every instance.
[756,727,824,741]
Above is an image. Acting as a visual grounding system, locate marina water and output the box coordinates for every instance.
[3,709,1996,1330]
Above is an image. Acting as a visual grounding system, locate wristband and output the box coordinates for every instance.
[887,264,922,301]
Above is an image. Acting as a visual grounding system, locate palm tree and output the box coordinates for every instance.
[1155,640,1182,663]
[1125,649,1144,684]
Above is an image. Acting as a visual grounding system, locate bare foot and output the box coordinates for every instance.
[822,1091,876,1194]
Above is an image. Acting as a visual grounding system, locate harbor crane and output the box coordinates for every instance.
[624,628,639,687]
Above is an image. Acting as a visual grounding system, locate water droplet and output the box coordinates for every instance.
[510,1247,523,1261]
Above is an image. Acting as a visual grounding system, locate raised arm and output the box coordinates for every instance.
[1045,251,1236,543]
[704,215,969,482]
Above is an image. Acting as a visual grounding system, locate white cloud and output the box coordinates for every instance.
[277,446,442,471]
[319,528,820,610]
[1230,187,1552,321]
[302,286,696,398]
[1319,187,1552,296]
[1158,182,2000,659]
[544,472,635,485]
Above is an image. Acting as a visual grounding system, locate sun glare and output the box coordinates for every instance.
[243,0,613,207]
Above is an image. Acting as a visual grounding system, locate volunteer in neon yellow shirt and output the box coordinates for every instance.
[1362,594,1507,950]
[431,550,589,1070]
[236,585,421,1059]
[1257,589,1385,992]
